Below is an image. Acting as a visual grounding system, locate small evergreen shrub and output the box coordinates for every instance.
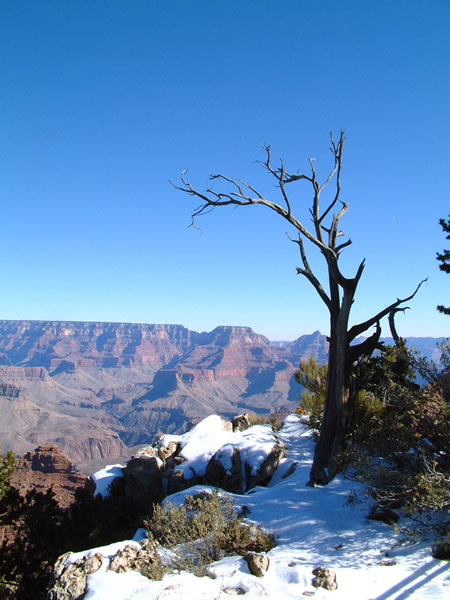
[296,344,450,523]
[295,357,327,436]
[144,490,276,577]
[0,448,16,500]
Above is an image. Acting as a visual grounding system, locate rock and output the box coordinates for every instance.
[367,505,399,525]
[47,552,103,600]
[232,414,251,432]
[29,444,73,473]
[109,540,159,573]
[9,445,93,510]
[122,455,163,512]
[312,567,338,590]
[133,446,157,459]
[205,440,285,494]
[244,552,270,577]
[158,440,179,464]
[167,468,201,495]
[432,539,450,560]
[109,545,142,573]
[246,442,284,489]
[205,447,243,493]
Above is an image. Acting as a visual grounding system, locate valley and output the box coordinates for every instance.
[0,320,442,471]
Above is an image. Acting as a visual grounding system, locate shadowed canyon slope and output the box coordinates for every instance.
[0,320,441,467]
[0,321,329,464]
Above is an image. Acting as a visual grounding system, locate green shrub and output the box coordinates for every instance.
[0,448,16,500]
[144,490,276,577]
[295,344,450,522]
[295,357,327,435]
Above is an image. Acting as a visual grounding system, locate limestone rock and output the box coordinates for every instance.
[158,440,179,464]
[244,552,270,577]
[47,552,103,600]
[109,540,159,574]
[232,414,251,432]
[312,567,338,590]
[134,446,157,459]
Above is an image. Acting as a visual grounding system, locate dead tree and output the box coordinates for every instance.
[173,131,425,485]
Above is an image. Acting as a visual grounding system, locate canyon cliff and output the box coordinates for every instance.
[0,320,437,469]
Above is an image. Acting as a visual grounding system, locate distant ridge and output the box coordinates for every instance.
[0,320,443,469]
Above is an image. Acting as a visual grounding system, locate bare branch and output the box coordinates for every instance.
[388,306,409,344]
[348,279,427,343]
[289,233,331,310]
[174,167,332,255]
[335,238,353,255]
[347,321,383,367]
[318,131,345,225]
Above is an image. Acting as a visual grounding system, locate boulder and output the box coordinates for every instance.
[244,553,270,577]
[312,567,338,591]
[109,539,159,574]
[47,552,103,600]
[122,455,163,512]
[232,414,251,432]
[205,447,243,493]
[158,440,180,467]
[134,446,157,459]
[246,443,284,489]
[205,441,285,494]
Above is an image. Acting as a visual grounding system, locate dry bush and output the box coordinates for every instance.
[143,490,276,577]
[246,412,284,431]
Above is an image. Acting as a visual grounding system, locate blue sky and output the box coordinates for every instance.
[1,0,449,340]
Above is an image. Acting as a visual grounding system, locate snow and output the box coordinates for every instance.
[92,464,125,497]
[76,415,448,599]
[158,414,279,486]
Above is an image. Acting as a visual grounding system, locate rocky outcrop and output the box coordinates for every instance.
[232,414,251,432]
[108,539,159,573]
[114,416,284,503]
[47,552,103,600]
[205,440,285,494]
[47,539,160,599]
[9,445,93,509]
[122,454,163,512]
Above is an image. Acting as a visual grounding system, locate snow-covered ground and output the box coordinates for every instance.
[69,415,449,599]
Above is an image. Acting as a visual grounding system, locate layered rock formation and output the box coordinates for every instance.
[0,320,331,465]
[9,445,93,509]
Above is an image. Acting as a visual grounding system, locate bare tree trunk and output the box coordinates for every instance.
[310,283,354,484]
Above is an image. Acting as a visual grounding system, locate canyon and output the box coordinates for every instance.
[0,320,442,471]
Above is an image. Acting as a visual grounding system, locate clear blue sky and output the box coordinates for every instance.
[1,0,449,340]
